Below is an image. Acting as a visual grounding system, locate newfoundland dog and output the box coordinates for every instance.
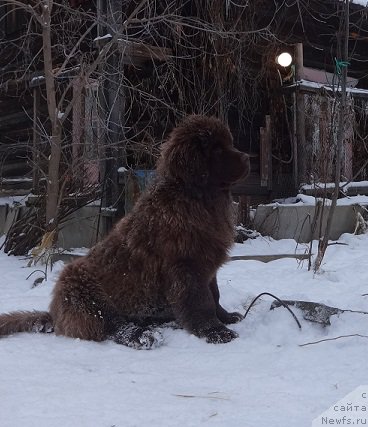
[0,115,250,349]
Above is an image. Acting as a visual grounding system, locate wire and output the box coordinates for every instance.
[243,292,302,330]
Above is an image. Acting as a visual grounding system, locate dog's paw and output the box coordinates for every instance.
[203,325,238,344]
[31,319,54,334]
[217,310,244,325]
[134,329,164,350]
[111,324,164,350]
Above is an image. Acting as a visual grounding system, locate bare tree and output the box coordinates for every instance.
[0,0,151,254]
[314,0,350,272]
[0,0,285,257]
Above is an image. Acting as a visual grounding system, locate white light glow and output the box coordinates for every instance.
[276,52,293,67]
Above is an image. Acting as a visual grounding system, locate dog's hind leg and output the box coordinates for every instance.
[50,294,110,342]
[50,270,163,348]
[50,271,119,342]
[108,322,164,350]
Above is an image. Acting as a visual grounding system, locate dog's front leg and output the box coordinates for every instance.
[209,277,244,324]
[167,261,238,344]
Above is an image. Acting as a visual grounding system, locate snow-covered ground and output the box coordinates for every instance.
[1,233,368,427]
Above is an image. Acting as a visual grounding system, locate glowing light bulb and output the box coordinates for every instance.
[276,52,293,67]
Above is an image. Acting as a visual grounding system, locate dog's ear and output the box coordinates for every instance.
[157,140,208,187]
[193,129,212,151]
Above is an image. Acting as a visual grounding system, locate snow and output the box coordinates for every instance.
[293,80,368,97]
[93,33,112,42]
[337,195,368,205]
[301,180,368,190]
[87,199,102,207]
[1,178,32,182]
[0,195,29,206]
[59,247,89,257]
[271,193,368,206]
[101,206,117,213]
[1,233,368,426]
[30,75,45,85]
[352,0,368,6]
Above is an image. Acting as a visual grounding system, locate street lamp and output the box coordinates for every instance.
[276,52,293,67]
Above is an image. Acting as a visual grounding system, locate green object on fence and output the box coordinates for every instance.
[334,57,350,75]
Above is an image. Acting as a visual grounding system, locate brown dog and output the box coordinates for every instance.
[0,115,249,349]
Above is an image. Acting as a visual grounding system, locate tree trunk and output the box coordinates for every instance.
[45,130,62,229]
[314,0,349,272]
[41,0,61,231]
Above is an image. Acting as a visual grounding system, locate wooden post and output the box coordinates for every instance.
[265,115,272,190]
[260,115,272,189]
[295,43,304,81]
[32,87,40,193]
[72,78,83,184]
[238,195,251,226]
[295,43,307,187]
[292,91,298,190]
[102,0,125,223]
[260,127,266,187]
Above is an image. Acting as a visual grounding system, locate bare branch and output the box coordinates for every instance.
[299,334,368,347]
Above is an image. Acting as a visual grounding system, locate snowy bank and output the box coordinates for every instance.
[0,234,368,426]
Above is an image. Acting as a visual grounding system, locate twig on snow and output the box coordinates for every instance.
[299,334,368,347]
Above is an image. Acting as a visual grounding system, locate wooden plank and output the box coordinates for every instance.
[95,37,172,65]
[118,40,172,62]
[3,206,20,236]
[230,253,310,263]
[52,252,311,265]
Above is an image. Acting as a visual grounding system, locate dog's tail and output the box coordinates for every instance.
[0,311,53,337]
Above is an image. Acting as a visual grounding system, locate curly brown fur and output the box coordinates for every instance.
[0,311,53,336]
[0,115,249,348]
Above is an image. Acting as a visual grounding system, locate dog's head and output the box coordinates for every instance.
[157,115,249,188]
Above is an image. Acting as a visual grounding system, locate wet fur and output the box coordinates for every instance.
[0,115,249,348]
